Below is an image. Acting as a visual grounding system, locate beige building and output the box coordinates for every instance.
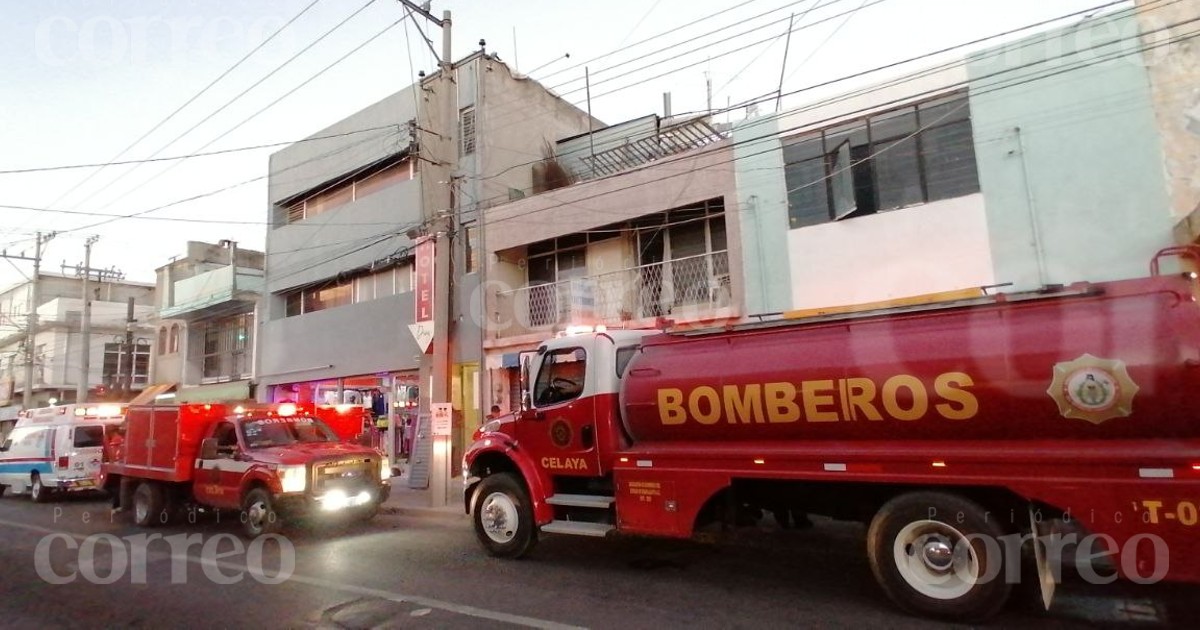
[481,113,742,412]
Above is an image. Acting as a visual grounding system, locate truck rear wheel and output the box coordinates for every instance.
[473,473,537,558]
[867,492,1011,622]
[30,472,50,503]
[133,482,169,527]
[241,487,282,538]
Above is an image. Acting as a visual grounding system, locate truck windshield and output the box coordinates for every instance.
[240,417,338,449]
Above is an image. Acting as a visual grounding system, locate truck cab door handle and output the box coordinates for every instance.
[628,367,661,377]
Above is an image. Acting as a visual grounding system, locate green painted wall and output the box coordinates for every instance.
[732,115,793,315]
[968,11,1172,291]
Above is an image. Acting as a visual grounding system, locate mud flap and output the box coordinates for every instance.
[1030,505,1056,611]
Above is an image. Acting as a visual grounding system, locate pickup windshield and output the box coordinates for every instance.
[241,416,338,449]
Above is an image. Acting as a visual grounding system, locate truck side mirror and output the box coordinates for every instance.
[199,437,218,460]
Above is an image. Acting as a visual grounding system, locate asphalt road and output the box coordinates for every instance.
[0,492,1194,629]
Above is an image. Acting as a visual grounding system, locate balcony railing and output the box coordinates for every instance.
[493,251,731,338]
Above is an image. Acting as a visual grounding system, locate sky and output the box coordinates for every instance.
[0,0,1114,290]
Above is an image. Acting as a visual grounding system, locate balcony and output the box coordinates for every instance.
[493,251,732,339]
[160,266,264,321]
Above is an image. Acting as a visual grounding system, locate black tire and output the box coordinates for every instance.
[0,484,7,498]
[241,487,282,538]
[30,472,51,503]
[472,473,537,558]
[133,481,169,527]
[867,491,1012,622]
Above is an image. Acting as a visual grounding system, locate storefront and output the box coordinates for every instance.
[269,371,420,464]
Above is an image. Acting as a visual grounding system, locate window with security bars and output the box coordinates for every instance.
[102,341,151,388]
[202,313,253,381]
[460,107,477,156]
[783,91,979,229]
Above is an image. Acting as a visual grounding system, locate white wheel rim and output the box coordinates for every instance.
[135,493,149,523]
[247,500,268,531]
[31,478,42,498]
[893,520,979,600]
[480,491,519,544]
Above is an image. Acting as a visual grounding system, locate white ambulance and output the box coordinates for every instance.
[0,404,125,502]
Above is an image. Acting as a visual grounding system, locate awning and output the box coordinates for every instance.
[174,380,252,404]
[128,383,178,405]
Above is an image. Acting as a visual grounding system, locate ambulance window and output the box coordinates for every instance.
[533,348,586,406]
[74,426,105,448]
[615,346,638,378]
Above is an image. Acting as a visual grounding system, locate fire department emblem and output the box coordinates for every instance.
[1047,354,1139,425]
[550,420,572,448]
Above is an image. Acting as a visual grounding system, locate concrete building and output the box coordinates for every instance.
[151,240,264,403]
[734,5,1196,313]
[256,51,599,468]
[0,273,155,438]
[482,112,739,412]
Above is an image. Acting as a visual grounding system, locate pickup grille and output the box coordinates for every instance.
[313,457,376,495]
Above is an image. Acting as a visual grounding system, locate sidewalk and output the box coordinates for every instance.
[381,471,467,521]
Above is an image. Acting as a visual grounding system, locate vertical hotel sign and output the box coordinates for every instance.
[408,236,436,353]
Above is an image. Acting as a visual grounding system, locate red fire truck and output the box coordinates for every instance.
[464,247,1200,621]
[105,402,390,537]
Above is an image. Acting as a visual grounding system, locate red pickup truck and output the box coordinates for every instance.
[105,402,389,537]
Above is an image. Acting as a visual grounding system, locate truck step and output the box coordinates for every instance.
[540,520,614,537]
[546,493,615,509]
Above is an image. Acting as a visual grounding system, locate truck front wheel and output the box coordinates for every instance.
[472,473,537,558]
[133,482,168,527]
[867,492,1011,622]
[241,487,282,538]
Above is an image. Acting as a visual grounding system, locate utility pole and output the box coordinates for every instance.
[399,0,455,507]
[122,297,135,400]
[74,236,99,403]
[2,232,57,409]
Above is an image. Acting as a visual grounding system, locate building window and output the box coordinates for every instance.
[281,263,414,317]
[279,156,415,226]
[782,91,979,229]
[631,198,728,316]
[202,313,252,381]
[460,107,476,156]
[158,327,167,355]
[169,324,180,354]
[102,341,151,389]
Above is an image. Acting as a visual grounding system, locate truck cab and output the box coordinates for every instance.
[465,327,652,554]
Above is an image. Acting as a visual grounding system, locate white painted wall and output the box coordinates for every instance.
[787,194,994,309]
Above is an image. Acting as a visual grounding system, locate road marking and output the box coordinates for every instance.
[0,518,585,630]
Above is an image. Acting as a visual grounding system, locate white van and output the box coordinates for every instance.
[0,404,125,502]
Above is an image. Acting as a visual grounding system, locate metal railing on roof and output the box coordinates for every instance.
[577,117,726,181]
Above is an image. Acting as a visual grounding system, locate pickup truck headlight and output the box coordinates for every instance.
[379,459,391,480]
[278,465,307,493]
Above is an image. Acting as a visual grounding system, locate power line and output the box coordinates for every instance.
[36,0,325,213]
[0,124,399,175]
[484,10,1197,227]
[68,0,383,216]
[472,0,1164,208]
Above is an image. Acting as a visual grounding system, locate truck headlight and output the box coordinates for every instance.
[279,465,307,493]
[379,459,391,480]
